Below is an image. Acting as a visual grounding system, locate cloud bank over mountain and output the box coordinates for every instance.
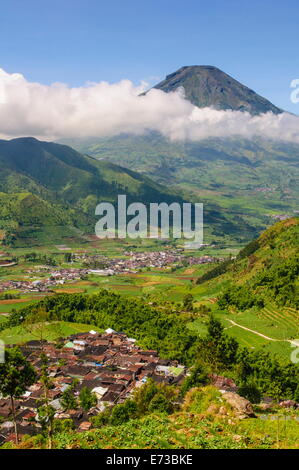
[0,68,298,142]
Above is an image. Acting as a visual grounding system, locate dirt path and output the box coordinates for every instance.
[227,319,299,346]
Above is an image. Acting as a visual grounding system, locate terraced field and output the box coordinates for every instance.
[188,301,299,361]
[259,306,299,339]
[221,305,299,341]
[0,298,40,313]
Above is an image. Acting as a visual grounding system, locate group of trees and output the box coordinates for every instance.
[5,289,199,365]
[3,288,299,403]
[195,316,299,402]
[0,292,20,301]
[235,347,299,402]
[64,253,74,263]
[91,378,178,429]
[196,258,232,285]
[218,254,299,310]
[0,348,37,445]
[23,252,57,266]
[1,231,16,246]
[60,381,97,412]
[218,285,264,310]
[251,254,299,308]
[197,219,298,310]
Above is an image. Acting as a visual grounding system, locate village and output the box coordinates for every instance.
[0,250,223,294]
[0,329,187,444]
[0,268,89,294]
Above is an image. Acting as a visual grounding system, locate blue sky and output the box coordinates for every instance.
[1,0,299,112]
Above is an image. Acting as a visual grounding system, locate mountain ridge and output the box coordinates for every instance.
[0,137,186,244]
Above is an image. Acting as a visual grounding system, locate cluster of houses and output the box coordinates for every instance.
[270,214,290,221]
[112,250,182,271]
[0,268,88,294]
[74,250,184,274]
[87,250,223,275]
[187,255,224,265]
[0,250,224,294]
[0,330,186,444]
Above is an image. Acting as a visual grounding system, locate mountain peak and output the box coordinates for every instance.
[153,65,283,115]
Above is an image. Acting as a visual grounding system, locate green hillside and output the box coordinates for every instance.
[190,218,299,357]
[0,137,182,207]
[0,137,263,246]
[0,137,185,245]
[0,192,71,229]
[210,217,299,309]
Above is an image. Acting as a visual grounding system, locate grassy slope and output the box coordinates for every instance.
[187,218,299,359]
[47,412,299,449]
[9,386,299,449]
[0,321,101,344]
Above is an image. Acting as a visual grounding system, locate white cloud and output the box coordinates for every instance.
[0,67,298,143]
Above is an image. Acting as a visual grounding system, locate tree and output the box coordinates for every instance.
[90,406,111,427]
[110,400,138,425]
[37,353,55,449]
[79,387,97,412]
[180,362,209,396]
[23,308,64,344]
[133,379,177,416]
[238,382,262,404]
[37,404,56,447]
[110,404,130,425]
[183,294,194,311]
[148,393,173,414]
[294,384,299,403]
[197,315,239,370]
[207,314,225,340]
[133,379,159,414]
[53,418,75,433]
[197,304,212,316]
[0,347,37,444]
[23,308,50,343]
[60,381,78,411]
[64,252,72,263]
